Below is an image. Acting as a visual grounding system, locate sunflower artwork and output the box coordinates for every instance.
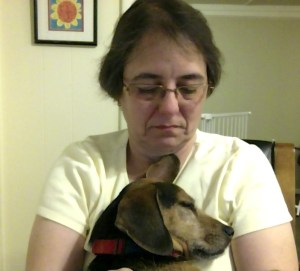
[34,0,97,46]
[49,0,83,31]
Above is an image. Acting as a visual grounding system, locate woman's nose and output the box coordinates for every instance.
[157,91,180,114]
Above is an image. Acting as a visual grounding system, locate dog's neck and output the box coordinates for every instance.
[92,238,183,258]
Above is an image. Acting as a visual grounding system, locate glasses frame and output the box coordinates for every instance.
[123,82,212,102]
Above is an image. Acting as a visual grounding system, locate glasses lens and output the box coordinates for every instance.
[125,83,207,101]
[178,84,206,100]
[130,85,163,100]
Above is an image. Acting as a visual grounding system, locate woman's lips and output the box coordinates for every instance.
[154,125,179,129]
[152,125,184,134]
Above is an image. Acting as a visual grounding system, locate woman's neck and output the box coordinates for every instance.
[126,134,196,182]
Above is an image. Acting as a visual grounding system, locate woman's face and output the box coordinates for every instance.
[120,32,208,157]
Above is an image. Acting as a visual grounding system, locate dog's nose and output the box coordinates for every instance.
[223,225,234,237]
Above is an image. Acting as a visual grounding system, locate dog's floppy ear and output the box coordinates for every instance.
[115,183,173,256]
[146,154,180,182]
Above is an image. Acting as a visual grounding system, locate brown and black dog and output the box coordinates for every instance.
[88,154,234,271]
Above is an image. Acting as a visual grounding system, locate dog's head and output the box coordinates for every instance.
[114,154,234,259]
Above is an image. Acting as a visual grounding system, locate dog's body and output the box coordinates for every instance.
[88,155,233,271]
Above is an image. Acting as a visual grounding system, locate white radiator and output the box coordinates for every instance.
[200,112,251,138]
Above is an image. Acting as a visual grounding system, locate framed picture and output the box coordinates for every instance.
[33,0,97,46]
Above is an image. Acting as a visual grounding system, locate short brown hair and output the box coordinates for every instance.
[99,0,222,101]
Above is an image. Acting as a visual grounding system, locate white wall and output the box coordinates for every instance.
[0,1,121,270]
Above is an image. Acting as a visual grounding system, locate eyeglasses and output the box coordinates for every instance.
[123,83,210,102]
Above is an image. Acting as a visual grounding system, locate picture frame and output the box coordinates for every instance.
[33,0,97,46]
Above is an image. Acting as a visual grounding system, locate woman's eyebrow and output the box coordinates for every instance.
[179,73,206,81]
[128,73,206,82]
[130,73,161,81]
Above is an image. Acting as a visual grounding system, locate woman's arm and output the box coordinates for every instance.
[231,222,298,271]
[26,215,86,271]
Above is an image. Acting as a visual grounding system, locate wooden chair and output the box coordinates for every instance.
[272,143,299,270]
[274,143,296,232]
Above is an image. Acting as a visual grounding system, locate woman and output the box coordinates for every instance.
[26,0,298,270]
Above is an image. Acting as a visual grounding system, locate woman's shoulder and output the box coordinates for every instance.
[194,130,270,167]
[64,130,128,154]
[53,130,128,167]
[196,130,250,154]
[86,129,128,150]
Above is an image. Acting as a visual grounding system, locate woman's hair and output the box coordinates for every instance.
[99,0,222,101]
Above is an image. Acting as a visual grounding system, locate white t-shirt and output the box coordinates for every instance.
[38,129,292,270]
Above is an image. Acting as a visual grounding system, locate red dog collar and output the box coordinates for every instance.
[92,239,128,255]
[92,239,182,257]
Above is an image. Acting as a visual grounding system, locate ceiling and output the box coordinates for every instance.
[185,0,300,5]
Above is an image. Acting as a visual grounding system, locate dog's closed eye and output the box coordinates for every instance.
[178,201,196,212]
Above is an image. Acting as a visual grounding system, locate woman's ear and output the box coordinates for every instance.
[145,154,180,182]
